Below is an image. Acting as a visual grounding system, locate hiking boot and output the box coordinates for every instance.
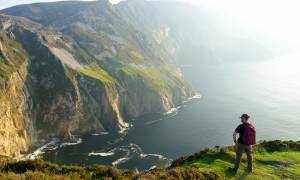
[230,168,238,174]
[246,168,253,173]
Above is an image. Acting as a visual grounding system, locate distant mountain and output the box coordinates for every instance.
[115,0,273,64]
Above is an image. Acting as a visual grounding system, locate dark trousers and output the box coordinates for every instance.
[234,143,253,171]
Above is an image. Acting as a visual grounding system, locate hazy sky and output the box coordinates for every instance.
[0,0,200,10]
[1,0,299,52]
[206,0,300,52]
[0,0,91,10]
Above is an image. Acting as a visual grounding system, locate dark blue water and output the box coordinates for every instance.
[41,53,300,170]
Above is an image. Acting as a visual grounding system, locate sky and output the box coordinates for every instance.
[0,0,201,10]
[1,0,299,52]
[0,0,92,10]
[205,0,300,52]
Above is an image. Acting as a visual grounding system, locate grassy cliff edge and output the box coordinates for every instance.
[0,140,299,179]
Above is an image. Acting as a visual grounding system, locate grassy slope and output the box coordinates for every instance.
[0,31,28,85]
[175,140,300,179]
[77,68,116,85]
[0,141,299,179]
[183,149,300,179]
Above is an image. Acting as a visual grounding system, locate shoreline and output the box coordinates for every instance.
[17,92,202,162]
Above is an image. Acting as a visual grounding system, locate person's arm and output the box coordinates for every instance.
[233,131,237,144]
[233,124,242,144]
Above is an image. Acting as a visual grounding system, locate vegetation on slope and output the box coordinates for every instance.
[172,140,300,179]
[0,141,299,179]
[0,30,28,85]
[77,68,116,85]
[0,159,218,180]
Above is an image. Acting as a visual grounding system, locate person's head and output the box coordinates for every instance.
[240,114,250,123]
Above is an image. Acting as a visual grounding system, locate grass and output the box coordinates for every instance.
[179,141,300,179]
[0,159,136,179]
[117,66,172,93]
[0,159,218,180]
[77,68,116,84]
[0,30,29,85]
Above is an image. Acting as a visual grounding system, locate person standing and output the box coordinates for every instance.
[232,114,256,173]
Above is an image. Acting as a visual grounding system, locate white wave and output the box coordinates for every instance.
[89,145,132,166]
[88,152,115,157]
[191,93,202,99]
[129,143,143,154]
[88,143,171,168]
[60,138,82,147]
[149,166,157,170]
[163,106,181,115]
[21,135,83,160]
[118,122,131,134]
[120,144,171,166]
[112,156,130,166]
[26,138,60,160]
[183,92,202,103]
[145,118,163,125]
[91,132,109,136]
[112,147,131,166]
[169,111,178,118]
[140,153,168,160]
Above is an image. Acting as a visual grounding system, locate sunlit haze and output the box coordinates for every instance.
[203,0,300,53]
[1,0,300,53]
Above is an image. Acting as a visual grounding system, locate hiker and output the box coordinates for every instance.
[232,114,256,173]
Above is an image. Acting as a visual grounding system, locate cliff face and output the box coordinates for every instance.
[0,0,193,157]
[0,28,32,157]
[0,64,31,157]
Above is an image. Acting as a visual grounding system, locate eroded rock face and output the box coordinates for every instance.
[0,68,29,157]
[0,29,34,157]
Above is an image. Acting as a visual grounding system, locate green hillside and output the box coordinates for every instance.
[174,140,300,179]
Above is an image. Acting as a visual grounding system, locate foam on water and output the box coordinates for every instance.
[183,92,202,103]
[163,106,181,115]
[60,138,82,147]
[26,135,84,160]
[112,157,130,166]
[91,132,109,136]
[88,152,115,157]
[118,122,131,134]
[191,93,202,99]
[26,138,60,160]
[112,148,131,166]
[140,153,165,159]
[89,143,172,168]
[145,118,163,125]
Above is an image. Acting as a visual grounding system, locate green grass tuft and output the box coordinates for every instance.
[77,68,116,84]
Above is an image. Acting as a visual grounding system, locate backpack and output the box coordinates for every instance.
[242,123,256,145]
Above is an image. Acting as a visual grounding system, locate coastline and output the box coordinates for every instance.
[17,92,202,162]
